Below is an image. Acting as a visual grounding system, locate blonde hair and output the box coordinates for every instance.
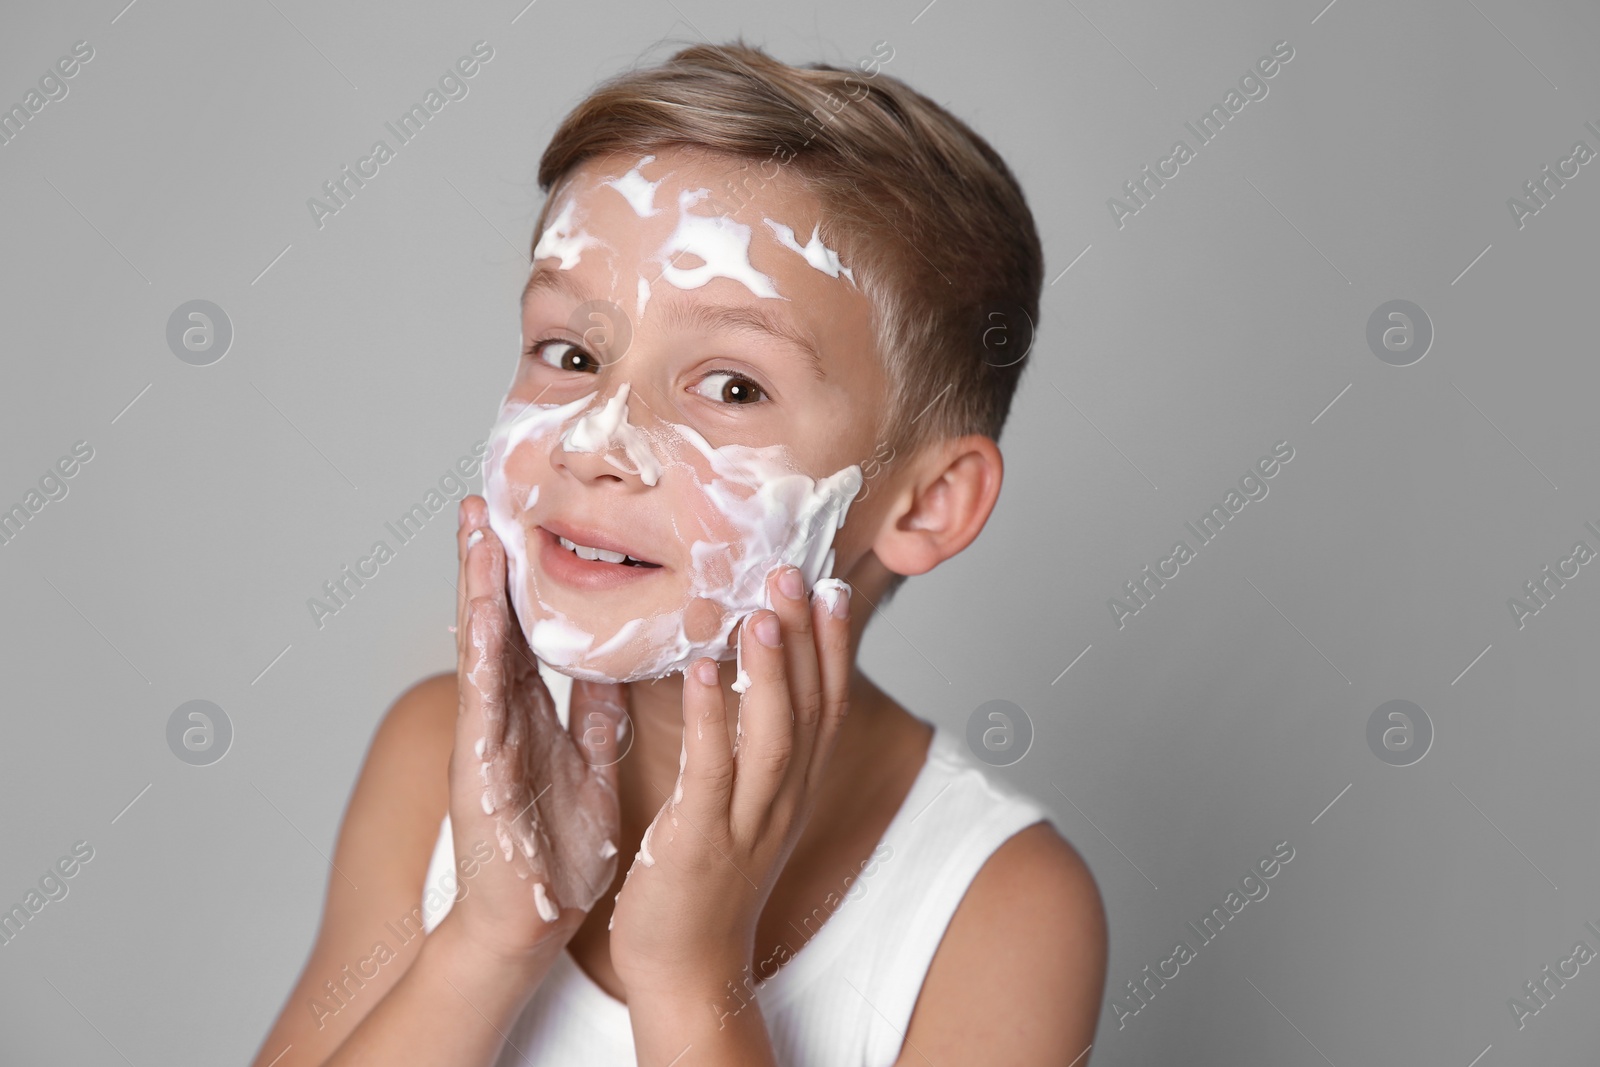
[532,38,1043,594]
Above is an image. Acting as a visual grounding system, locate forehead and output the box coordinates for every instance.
[545,147,826,258]
[525,148,873,356]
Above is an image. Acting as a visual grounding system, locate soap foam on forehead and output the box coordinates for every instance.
[656,188,783,300]
[763,218,856,285]
[533,196,606,270]
[601,154,664,218]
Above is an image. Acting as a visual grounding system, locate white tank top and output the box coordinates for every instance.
[420,667,1053,1066]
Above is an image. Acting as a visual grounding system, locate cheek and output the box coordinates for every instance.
[682,596,723,642]
[500,433,555,501]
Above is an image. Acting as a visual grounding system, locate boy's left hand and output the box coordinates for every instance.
[607,564,853,1004]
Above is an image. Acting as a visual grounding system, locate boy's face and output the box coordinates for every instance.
[484,147,889,683]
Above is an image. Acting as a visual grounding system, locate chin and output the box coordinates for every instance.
[517,587,742,685]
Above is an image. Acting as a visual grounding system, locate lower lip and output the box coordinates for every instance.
[535,526,665,590]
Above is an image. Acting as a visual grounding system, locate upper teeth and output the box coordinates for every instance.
[558,535,631,564]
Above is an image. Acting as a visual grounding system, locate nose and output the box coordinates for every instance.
[550,381,663,487]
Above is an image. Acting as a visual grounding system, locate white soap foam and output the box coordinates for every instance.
[533,196,605,270]
[638,819,656,867]
[656,188,781,299]
[812,576,851,617]
[533,881,560,922]
[602,154,662,218]
[559,382,662,486]
[763,218,856,285]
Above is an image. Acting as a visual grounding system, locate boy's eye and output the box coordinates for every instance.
[691,371,766,406]
[527,339,597,373]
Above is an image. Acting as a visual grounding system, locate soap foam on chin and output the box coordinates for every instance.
[483,387,862,684]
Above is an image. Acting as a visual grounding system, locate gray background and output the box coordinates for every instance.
[2,0,1596,1063]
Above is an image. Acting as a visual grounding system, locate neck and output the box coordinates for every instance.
[610,555,903,847]
[611,612,887,842]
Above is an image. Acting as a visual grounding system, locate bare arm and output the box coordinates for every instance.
[252,497,628,1065]
[318,911,561,1066]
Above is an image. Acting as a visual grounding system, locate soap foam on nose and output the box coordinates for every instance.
[559,382,662,486]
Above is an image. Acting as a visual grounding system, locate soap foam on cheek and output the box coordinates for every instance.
[673,423,862,668]
[484,391,598,662]
[484,385,863,683]
[600,426,861,682]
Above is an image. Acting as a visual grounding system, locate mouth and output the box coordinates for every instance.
[534,521,665,590]
[554,534,659,567]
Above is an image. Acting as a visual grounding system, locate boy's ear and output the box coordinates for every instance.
[872,435,1004,579]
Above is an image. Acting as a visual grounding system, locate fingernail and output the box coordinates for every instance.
[777,566,803,600]
[694,659,718,686]
[830,583,852,619]
[754,614,782,647]
[467,529,484,549]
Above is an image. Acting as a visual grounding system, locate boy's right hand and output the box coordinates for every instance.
[447,495,627,967]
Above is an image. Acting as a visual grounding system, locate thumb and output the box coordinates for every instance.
[569,679,632,785]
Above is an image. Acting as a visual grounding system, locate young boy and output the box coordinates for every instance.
[254,39,1106,1066]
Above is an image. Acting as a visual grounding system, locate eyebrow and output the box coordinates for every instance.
[521,267,826,382]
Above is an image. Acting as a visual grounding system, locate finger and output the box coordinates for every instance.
[679,657,735,823]
[464,519,511,758]
[457,594,509,819]
[728,610,794,832]
[804,579,853,793]
[766,565,822,787]
[569,679,632,795]
[455,496,488,672]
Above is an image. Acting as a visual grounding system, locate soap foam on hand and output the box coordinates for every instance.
[483,152,867,686]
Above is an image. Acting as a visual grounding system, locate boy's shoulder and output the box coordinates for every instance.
[364,671,459,814]
[380,670,459,759]
[904,794,1107,1059]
